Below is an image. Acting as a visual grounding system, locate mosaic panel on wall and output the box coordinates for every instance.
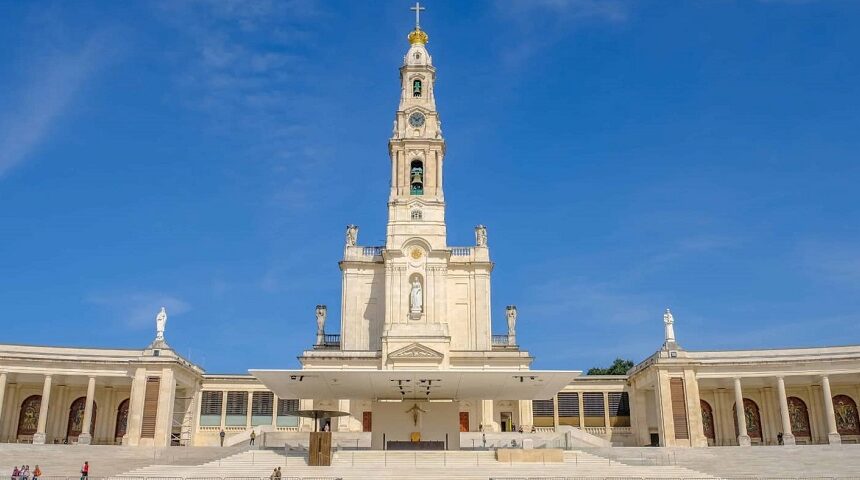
[733,398,763,439]
[66,396,97,439]
[787,397,811,437]
[17,395,41,436]
[115,398,130,439]
[832,395,860,435]
[700,400,715,440]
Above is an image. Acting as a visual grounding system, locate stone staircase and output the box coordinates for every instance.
[583,444,860,478]
[0,444,248,478]
[118,448,712,480]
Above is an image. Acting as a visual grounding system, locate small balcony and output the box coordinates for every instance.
[314,334,341,350]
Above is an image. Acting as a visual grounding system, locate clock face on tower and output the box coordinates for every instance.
[408,112,425,127]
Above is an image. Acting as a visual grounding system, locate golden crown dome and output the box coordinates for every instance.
[408,27,429,45]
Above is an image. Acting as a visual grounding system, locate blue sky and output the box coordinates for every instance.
[1,0,859,373]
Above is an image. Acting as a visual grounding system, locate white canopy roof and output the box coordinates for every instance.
[249,369,580,401]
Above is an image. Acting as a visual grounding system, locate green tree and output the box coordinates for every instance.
[587,358,634,375]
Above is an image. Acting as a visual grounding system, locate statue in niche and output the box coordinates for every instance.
[155,307,167,340]
[345,224,358,246]
[410,278,423,314]
[475,225,487,247]
[506,305,517,344]
[315,305,327,341]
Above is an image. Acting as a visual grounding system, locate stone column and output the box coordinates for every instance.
[481,399,498,432]
[78,376,97,444]
[125,367,147,446]
[655,370,676,446]
[578,392,585,430]
[733,377,751,446]
[602,392,611,431]
[33,374,52,444]
[820,375,841,444]
[517,399,533,432]
[154,368,176,447]
[776,377,796,445]
[271,394,279,428]
[0,372,7,433]
[552,394,559,430]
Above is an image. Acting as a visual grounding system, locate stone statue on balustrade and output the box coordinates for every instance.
[506,305,517,345]
[316,305,327,345]
[345,224,358,246]
[155,306,167,340]
[663,308,679,350]
[475,225,487,247]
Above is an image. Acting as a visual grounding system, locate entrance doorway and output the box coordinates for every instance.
[362,411,372,432]
[500,412,513,432]
[459,412,469,432]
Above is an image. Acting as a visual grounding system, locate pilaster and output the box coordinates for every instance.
[683,370,708,447]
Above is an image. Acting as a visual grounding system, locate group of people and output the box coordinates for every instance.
[11,461,87,480]
[268,467,283,479]
[10,465,41,480]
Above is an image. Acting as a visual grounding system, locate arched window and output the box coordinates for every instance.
[410,160,424,195]
[733,398,763,440]
[787,397,811,437]
[17,395,41,437]
[700,400,715,441]
[833,394,860,435]
[115,398,130,440]
[412,79,422,97]
[67,396,96,440]
[411,209,423,220]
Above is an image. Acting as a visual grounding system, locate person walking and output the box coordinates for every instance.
[20,466,29,480]
[219,429,226,447]
[31,466,41,480]
[12,466,20,480]
[249,430,256,446]
[80,461,89,480]
[275,467,281,480]
[269,468,277,480]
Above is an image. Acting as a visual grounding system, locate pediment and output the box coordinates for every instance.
[388,343,443,360]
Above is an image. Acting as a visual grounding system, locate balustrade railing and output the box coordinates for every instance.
[362,246,384,256]
[315,334,341,349]
[451,247,471,256]
[492,335,510,346]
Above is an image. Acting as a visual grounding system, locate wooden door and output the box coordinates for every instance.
[309,431,332,466]
[362,411,372,432]
[459,412,469,432]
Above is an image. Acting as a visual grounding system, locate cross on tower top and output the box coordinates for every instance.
[410,2,426,29]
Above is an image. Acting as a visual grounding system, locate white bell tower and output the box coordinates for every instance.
[387,10,447,252]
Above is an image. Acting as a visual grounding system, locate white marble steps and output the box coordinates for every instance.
[119,449,713,480]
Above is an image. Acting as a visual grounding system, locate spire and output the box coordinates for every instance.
[408,2,429,45]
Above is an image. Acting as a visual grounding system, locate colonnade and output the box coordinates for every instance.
[727,375,852,446]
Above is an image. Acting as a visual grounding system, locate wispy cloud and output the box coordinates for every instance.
[0,32,112,178]
[86,291,191,329]
[799,241,860,284]
[153,1,326,168]
[495,0,628,67]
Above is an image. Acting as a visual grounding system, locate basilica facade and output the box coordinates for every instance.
[1,22,859,451]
